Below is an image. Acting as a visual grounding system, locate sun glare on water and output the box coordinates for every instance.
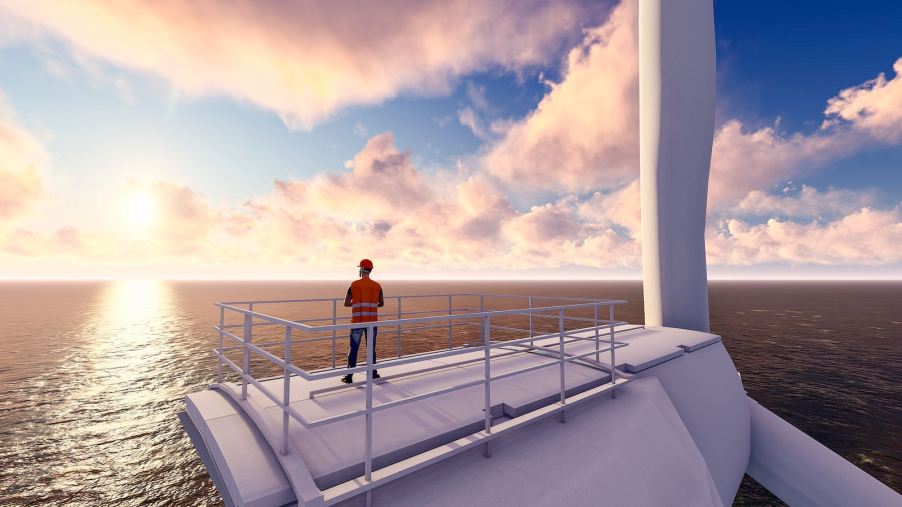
[124,191,157,228]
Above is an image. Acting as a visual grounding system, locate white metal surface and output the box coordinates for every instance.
[639,0,715,332]
[210,294,628,505]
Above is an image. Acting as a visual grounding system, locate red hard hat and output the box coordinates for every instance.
[358,258,374,270]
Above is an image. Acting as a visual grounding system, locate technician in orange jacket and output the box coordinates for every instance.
[341,258,384,383]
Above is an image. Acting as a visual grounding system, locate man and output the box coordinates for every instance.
[341,258,384,383]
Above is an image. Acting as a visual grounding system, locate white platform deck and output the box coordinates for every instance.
[353,375,723,507]
[184,324,723,506]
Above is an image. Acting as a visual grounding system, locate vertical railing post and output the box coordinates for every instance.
[331,300,337,369]
[479,295,485,341]
[558,308,566,422]
[282,326,291,455]
[242,313,251,400]
[528,296,534,346]
[609,303,617,390]
[217,305,224,383]
[448,295,453,350]
[365,324,375,481]
[397,296,402,358]
[483,315,492,457]
[594,302,600,363]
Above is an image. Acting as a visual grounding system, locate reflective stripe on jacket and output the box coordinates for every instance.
[350,278,382,323]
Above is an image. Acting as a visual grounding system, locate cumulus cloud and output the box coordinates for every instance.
[478,0,900,220]
[1,131,645,273]
[733,185,878,219]
[0,94,45,222]
[2,0,901,275]
[276,132,434,224]
[707,207,902,266]
[708,59,902,209]
[578,179,641,236]
[484,0,637,193]
[0,0,593,129]
[823,58,902,142]
[707,120,852,208]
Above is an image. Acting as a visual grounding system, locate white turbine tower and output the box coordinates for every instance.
[640,0,715,332]
[639,2,899,505]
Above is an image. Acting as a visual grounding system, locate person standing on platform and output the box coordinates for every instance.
[341,259,384,383]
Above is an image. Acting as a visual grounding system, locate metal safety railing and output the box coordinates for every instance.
[210,293,629,502]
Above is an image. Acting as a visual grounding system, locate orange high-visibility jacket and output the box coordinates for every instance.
[349,278,382,323]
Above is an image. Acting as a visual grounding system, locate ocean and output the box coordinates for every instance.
[0,280,899,505]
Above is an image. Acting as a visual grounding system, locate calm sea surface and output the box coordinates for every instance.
[0,281,899,505]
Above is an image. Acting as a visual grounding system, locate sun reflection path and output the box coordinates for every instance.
[40,280,203,505]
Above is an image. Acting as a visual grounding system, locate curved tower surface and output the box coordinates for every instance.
[640,0,714,332]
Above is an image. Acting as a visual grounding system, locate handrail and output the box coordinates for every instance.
[216,301,624,333]
[211,292,628,506]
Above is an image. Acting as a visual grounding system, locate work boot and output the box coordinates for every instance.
[372,371,381,379]
[341,375,353,384]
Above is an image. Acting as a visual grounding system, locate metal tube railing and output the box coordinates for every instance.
[528,296,534,346]
[610,304,617,386]
[282,326,291,456]
[213,294,629,486]
[217,300,625,334]
[447,295,453,350]
[396,297,402,358]
[483,315,492,435]
[365,323,375,482]
[558,309,565,408]
[217,306,224,383]
[594,304,600,363]
[242,313,251,400]
[331,300,337,369]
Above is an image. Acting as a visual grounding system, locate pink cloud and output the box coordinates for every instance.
[1,0,592,129]
[148,180,215,249]
[708,120,854,208]
[485,0,638,193]
[709,59,901,209]
[578,180,641,236]
[0,94,45,222]
[733,185,878,218]
[824,58,902,143]
[707,207,902,266]
[2,0,901,276]
[303,132,434,223]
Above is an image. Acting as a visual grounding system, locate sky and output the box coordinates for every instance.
[0,0,900,280]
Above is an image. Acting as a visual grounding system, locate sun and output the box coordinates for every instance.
[123,191,157,228]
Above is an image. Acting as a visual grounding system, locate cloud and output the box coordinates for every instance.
[3,0,901,276]
[707,119,854,208]
[457,82,498,139]
[578,179,640,236]
[1,131,645,273]
[457,106,488,139]
[1,0,593,129]
[733,185,878,219]
[148,180,215,248]
[484,0,637,193]
[0,94,45,222]
[823,58,902,143]
[709,59,902,209]
[707,207,902,266]
[290,132,435,223]
[478,0,900,218]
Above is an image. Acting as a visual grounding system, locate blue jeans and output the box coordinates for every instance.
[347,326,377,370]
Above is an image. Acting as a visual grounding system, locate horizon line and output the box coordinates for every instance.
[2,276,901,282]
